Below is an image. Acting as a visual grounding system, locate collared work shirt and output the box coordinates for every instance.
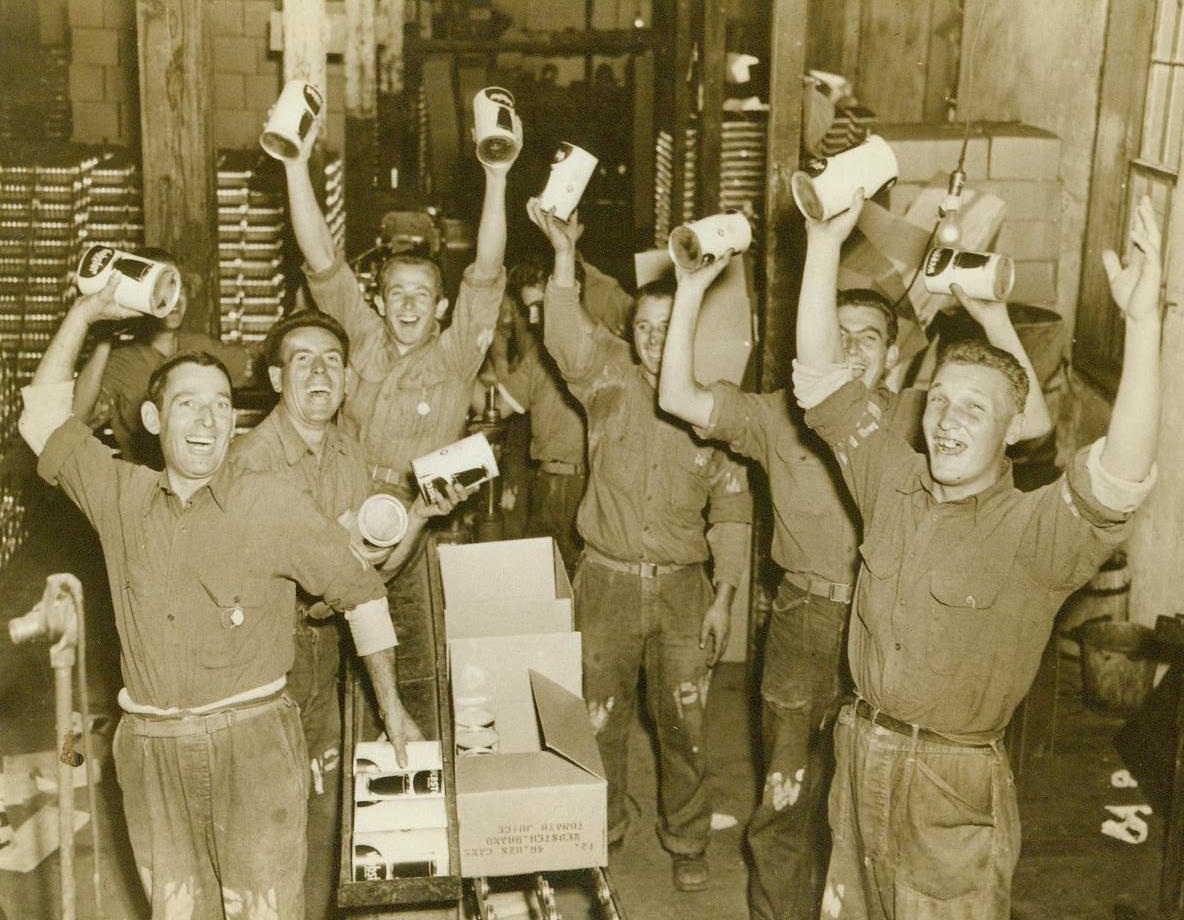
[38,417,386,712]
[88,333,254,468]
[701,383,859,585]
[306,255,504,499]
[543,280,751,584]
[229,404,371,521]
[702,382,921,586]
[500,262,632,466]
[805,379,1143,740]
[500,343,586,466]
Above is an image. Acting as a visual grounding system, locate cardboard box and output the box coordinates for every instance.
[352,827,450,881]
[437,537,572,639]
[453,672,606,877]
[437,538,606,877]
[353,740,442,776]
[352,740,448,876]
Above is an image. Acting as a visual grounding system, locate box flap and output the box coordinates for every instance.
[450,634,582,751]
[439,538,557,605]
[530,670,605,780]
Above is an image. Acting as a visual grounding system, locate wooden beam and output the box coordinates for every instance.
[346,0,378,255]
[760,0,808,390]
[1076,0,1153,395]
[699,1,726,218]
[281,0,327,89]
[670,0,695,235]
[135,0,218,336]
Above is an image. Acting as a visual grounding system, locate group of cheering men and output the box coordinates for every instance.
[17,99,1164,920]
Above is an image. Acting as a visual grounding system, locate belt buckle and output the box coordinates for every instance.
[828,582,848,603]
[639,561,658,578]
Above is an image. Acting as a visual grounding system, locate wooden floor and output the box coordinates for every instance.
[0,492,1169,919]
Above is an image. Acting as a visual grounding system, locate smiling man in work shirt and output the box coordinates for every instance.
[795,196,1163,918]
[19,281,415,920]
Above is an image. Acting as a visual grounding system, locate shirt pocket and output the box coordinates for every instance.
[923,571,1001,675]
[665,443,713,509]
[195,574,274,670]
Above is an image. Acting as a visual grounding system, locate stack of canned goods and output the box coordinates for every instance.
[454,699,499,757]
[0,148,100,383]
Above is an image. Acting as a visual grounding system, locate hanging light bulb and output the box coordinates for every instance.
[633,9,645,29]
[935,167,966,247]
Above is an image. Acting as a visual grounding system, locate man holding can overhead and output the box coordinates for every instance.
[657,187,1052,920]
[795,197,1163,918]
[528,198,752,893]
[280,108,514,733]
[19,281,419,919]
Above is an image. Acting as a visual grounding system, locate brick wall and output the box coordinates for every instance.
[879,122,1063,310]
[68,0,346,153]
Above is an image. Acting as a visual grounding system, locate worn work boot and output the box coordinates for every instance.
[672,853,709,892]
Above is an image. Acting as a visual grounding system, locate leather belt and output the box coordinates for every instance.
[583,545,693,579]
[539,460,586,476]
[853,698,998,749]
[786,571,854,604]
[122,692,288,738]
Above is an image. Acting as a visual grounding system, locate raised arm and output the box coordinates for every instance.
[796,189,865,369]
[20,279,140,455]
[72,337,112,425]
[528,200,602,381]
[1100,195,1163,483]
[658,254,733,427]
[279,112,336,274]
[951,286,1053,441]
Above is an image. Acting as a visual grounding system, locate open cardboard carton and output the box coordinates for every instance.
[438,537,607,877]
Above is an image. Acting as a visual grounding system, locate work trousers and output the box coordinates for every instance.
[113,695,309,920]
[526,468,586,577]
[747,577,849,920]
[288,616,344,920]
[822,704,1020,920]
[574,554,715,856]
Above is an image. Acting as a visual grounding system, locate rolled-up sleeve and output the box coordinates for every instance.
[792,358,854,410]
[19,381,75,456]
[1085,437,1158,515]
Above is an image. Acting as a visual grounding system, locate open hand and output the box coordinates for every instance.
[1102,195,1163,325]
[526,196,584,255]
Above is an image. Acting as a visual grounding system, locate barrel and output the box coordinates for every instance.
[1076,619,1157,714]
[1057,551,1130,658]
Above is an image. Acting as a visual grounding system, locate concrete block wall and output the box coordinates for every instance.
[69,0,346,153]
[69,0,135,144]
[879,122,1062,308]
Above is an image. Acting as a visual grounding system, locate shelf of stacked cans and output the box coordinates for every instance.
[217,149,287,347]
[325,152,345,252]
[653,115,767,249]
[0,350,29,569]
[0,147,99,383]
[217,148,344,347]
[653,125,696,247]
[86,149,145,252]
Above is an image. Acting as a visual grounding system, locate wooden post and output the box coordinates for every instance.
[135,0,218,336]
[759,0,808,390]
[346,0,378,254]
[699,1,726,218]
[670,0,695,235]
[282,0,327,89]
